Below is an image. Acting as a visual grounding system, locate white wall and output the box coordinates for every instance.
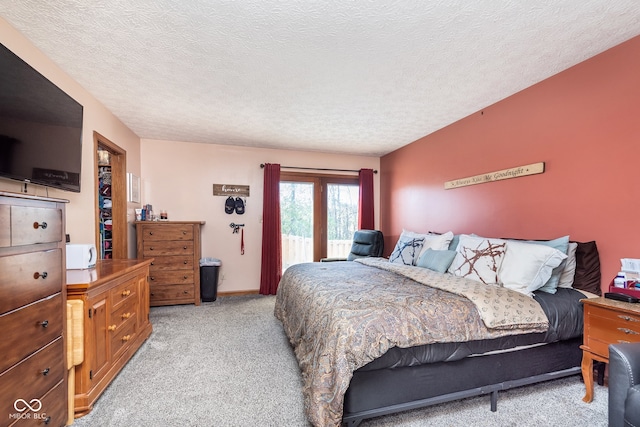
[141,139,380,293]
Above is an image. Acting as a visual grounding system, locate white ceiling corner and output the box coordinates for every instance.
[1,0,639,156]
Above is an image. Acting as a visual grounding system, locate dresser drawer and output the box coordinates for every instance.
[0,205,9,247]
[0,250,62,315]
[150,283,194,304]
[149,256,194,271]
[149,270,194,286]
[10,206,63,246]
[139,224,193,241]
[6,378,67,427]
[110,279,138,311]
[584,304,640,358]
[0,338,64,425]
[143,240,194,256]
[111,297,137,330]
[111,315,137,359]
[0,294,63,374]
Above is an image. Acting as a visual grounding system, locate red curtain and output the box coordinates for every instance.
[358,168,375,230]
[260,163,282,295]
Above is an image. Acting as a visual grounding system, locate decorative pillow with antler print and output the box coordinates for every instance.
[448,234,507,285]
[389,230,426,266]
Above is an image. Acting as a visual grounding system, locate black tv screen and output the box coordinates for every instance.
[0,42,83,193]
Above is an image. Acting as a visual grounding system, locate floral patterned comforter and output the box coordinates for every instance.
[274,259,549,427]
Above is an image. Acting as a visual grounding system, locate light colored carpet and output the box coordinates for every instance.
[70,295,608,427]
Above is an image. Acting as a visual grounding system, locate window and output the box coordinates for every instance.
[280,172,359,270]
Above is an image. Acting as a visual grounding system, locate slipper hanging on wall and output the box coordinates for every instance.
[235,197,245,215]
[225,196,235,214]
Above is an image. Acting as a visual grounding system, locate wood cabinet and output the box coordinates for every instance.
[0,191,68,427]
[67,259,152,417]
[135,221,204,306]
[581,297,640,403]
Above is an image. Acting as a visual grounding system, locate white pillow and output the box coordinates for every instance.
[448,234,507,285]
[558,242,579,288]
[389,230,426,266]
[498,240,568,296]
[417,231,454,259]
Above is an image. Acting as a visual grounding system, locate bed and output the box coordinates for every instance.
[274,233,601,427]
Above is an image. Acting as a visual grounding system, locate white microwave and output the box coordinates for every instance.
[66,244,97,270]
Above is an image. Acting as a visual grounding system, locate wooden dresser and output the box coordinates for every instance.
[135,221,204,306]
[67,259,153,417]
[0,192,68,427]
[581,297,640,403]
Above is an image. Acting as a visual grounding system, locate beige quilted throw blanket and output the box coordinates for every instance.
[274,259,548,427]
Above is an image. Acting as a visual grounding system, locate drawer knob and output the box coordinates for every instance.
[108,324,117,331]
[33,271,48,280]
[183,246,187,250]
[43,416,52,425]
[41,368,50,376]
[40,320,49,328]
[617,327,639,335]
[150,247,154,250]
[182,231,186,235]
[184,290,189,294]
[122,312,131,319]
[122,290,131,297]
[183,275,188,280]
[618,315,639,322]
[150,276,155,281]
[122,335,131,342]
[183,260,188,264]
[33,221,48,229]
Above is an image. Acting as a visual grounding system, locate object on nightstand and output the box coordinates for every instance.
[605,292,640,303]
[614,272,627,288]
[621,259,640,287]
[622,258,640,274]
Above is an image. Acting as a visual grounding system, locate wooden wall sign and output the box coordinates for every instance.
[445,162,545,190]
[213,184,250,197]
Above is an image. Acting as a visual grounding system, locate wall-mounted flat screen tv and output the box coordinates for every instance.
[0,42,83,193]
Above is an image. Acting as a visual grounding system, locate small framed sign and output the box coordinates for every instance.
[213,184,250,197]
[127,173,141,203]
[445,162,545,189]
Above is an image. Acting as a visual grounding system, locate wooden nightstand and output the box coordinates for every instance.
[581,297,640,402]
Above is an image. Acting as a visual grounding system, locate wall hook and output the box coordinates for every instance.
[229,222,245,234]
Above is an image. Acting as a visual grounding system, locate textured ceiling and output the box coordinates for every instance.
[1,1,640,156]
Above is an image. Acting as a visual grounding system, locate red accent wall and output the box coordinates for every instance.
[380,35,640,293]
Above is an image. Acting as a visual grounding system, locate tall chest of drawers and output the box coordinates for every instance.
[135,221,204,306]
[0,192,68,427]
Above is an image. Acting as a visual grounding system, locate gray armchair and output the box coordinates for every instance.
[609,343,640,427]
[321,230,384,262]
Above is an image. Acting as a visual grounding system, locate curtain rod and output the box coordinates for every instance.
[260,164,377,174]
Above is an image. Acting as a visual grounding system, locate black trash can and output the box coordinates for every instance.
[200,258,221,302]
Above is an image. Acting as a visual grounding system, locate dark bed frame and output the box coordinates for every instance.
[342,337,583,426]
[339,239,602,426]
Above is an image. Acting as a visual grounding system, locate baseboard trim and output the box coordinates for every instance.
[217,290,260,297]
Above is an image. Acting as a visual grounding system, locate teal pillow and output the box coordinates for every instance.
[417,248,457,273]
[448,234,460,251]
